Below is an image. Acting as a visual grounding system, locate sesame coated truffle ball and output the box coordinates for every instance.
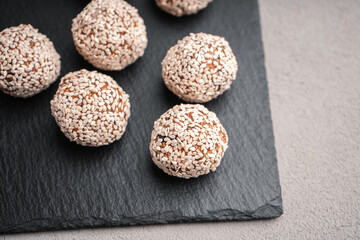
[0,24,61,98]
[156,0,213,17]
[72,0,148,71]
[150,104,228,179]
[162,33,238,103]
[51,69,130,147]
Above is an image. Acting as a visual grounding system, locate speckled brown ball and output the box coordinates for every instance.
[51,69,130,147]
[150,104,228,179]
[162,33,238,103]
[0,24,61,98]
[72,0,148,71]
[156,0,213,17]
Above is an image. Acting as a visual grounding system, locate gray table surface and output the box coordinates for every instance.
[2,0,360,239]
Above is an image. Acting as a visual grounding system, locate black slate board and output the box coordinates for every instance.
[0,0,283,233]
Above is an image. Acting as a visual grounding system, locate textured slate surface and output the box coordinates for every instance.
[0,0,282,234]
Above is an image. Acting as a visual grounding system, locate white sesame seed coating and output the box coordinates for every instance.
[72,0,148,71]
[162,33,238,103]
[150,104,228,179]
[0,24,61,98]
[50,69,130,147]
[156,0,213,17]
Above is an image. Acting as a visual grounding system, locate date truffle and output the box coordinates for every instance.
[156,0,213,17]
[72,0,148,71]
[51,69,130,147]
[150,104,228,178]
[0,24,61,98]
[162,33,238,103]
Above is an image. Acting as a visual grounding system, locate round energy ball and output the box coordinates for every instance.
[0,24,61,98]
[50,69,130,147]
[72,0,148,71]
[156,0,213,17]
[162,33,238,103]
[149,104,228,179]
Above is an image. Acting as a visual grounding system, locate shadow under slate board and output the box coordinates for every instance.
[0,0,283,233]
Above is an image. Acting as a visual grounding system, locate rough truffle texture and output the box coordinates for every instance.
[162,33,238,103]
[51,69,130,147]
[72,0,148,71]
[150,104,228,179]
[0,24,61,98]
[156,0,213,16]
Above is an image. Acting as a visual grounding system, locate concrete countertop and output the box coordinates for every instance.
[3,0,359,239]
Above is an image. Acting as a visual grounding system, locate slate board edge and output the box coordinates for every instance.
[1,195,283,233]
